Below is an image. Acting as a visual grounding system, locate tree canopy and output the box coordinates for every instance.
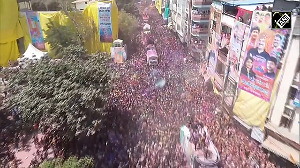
[45,11,97,58]
[118,10,139,54]
[39,156,94,168]
[5,53,112,145]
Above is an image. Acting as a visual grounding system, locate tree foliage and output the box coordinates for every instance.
[39,156,94,168]
[5,53,112,144]
[118,10,139,44]
[115,0,139,17]
[44,11,97,58]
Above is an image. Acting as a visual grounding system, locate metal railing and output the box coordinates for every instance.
[191,13,210,21]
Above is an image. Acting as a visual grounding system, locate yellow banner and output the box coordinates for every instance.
[233,70,281,130]
[155,0,162,14]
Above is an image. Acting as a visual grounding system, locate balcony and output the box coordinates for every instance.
[191,27,208,36]
[218,50,228,65]
[191,13,210,21]
[192,0,212,7]
[191,41,206,52]
[214,73,224,90]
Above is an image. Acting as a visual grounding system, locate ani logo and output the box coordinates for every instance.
[272,12,292,29]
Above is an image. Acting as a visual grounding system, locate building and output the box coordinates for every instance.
[167,0,211,60]
[17,0,32,11]
[203,0,300,166]
[262,13,300,168]
[206,0,273,111]
[190,0,212,60]
[72,0,96,11]
[169,0,189,43]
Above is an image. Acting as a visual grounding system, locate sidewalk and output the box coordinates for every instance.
[13,133,54,168]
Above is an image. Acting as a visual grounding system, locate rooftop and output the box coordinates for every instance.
[273,0,300,11]
[217,0,274,6]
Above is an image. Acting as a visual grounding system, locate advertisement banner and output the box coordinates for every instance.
[98,2,113,43]
[25,12,45,51]
[228,21,246,81]
[113,47,126,63]
[239,11,289,101]
[155,0,162,14]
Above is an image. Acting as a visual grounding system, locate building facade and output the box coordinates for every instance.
[167,0,211,59]
[190,0,212,60]
[263,15,300,166]
[203,0,300,166]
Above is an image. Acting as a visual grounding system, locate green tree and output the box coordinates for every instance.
[39,156,94,168]
[5,53,112,147]
[44,11,97,58]
[118,10,139,50]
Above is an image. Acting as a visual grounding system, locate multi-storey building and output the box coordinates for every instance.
[168,0,211,59]
[169,0,189,43]
[262,14,300,167]
[190,0,212,59]
[204,0,300,166]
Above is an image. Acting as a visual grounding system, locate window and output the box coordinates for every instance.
[279,116,293,129]
[221,25,231,34]
[208,34,212,44]
[212,20,216,31]
[216,59,225,76]
[288,87,298,100]
[283,107,295,118]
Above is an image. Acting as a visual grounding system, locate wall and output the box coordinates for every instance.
[75,2,88,11]
[270,36,300,128]
[290,110,299,136]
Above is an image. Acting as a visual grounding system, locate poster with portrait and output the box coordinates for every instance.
[238,11,289,101]
[98,2,113,43]
[25,12,45,51]
[113,47,126,63]
[228,21,246,81]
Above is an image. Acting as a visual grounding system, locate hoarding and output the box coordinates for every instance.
[25,12,45,50]
[98,2,113,43]
[238,11,289,101]
[228,21,247,81]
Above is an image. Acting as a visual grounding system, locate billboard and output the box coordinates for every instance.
[25,12,45,51]
[228,21,247,81]
[98,2,113,43]
[112,47,126,63]
[238,11,289,101]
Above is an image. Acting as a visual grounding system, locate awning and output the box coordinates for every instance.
[262,136,300,166]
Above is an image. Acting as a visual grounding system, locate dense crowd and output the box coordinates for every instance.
[95,4,278,168]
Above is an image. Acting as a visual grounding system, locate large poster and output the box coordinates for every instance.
[98,2,113,43]
[25,12,45,50]
[113,47,126,63]
[238,11,289,101]
[228,21,246,81]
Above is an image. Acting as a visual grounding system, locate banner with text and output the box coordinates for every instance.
[26,12,45,50]
[239,11,289,101]
[229,20,246,81]
[98,2,113,43]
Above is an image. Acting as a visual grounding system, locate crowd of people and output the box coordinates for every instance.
[94,3,279,168]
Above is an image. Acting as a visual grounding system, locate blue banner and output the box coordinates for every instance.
[98,2,113,43]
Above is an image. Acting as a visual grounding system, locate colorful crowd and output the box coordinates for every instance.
[95,4,279,168]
